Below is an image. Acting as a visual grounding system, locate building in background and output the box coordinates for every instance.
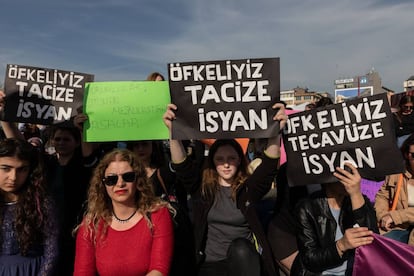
[280,89,295,106]
[403,75,414,92]
[280,87,330,109]
[333,69,386,103]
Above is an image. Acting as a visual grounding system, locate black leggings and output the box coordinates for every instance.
[198,238,261,276]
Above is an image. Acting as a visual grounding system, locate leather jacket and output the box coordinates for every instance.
[292,190,379,276]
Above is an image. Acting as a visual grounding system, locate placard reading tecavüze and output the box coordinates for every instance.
[83,81,170,142]
[168,57,280,139]
[4,64,94,124]
[283,93,404,186]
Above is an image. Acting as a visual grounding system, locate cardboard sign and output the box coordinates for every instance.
[168,57,280,139]
[283,93,405,186]
[3,64,94,124]
[83,81,170,142]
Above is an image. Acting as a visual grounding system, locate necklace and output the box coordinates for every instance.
[1,201,18,206]
[112,209,137,224]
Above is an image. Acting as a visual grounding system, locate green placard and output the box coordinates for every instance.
[83,81,170,142]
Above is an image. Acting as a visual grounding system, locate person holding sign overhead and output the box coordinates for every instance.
[291,163,378,276]
[163,102,287,276]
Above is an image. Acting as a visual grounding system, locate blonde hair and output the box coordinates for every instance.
[75,149,171,244]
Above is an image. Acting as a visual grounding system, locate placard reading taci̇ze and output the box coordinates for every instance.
[3,64,94,125]
[283,93,404,186]
[168,57,280,139]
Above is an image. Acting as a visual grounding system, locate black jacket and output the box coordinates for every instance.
[292,190,379,276]
[172,154,279,276]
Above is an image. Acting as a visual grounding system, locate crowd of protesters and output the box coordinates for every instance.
[0,74,413,276]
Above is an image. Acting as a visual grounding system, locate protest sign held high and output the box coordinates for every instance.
[83,81,170,142]
[283,93,405,186]
[3,64,94,125]
[168,57,280,139]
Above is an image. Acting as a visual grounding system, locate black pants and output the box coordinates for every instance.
[198,238,261,276]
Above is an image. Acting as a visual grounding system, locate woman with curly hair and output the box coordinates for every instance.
[73,148,174,276]
[0,138,58,275]
[163,102,288,276]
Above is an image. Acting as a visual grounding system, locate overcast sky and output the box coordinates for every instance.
[1,0,413,94]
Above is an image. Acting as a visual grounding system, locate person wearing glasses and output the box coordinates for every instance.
[375,133,414,245]
[73,148,174,276]
[0,138,59,275]
[393,95,414,147]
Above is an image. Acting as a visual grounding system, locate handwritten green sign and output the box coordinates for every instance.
[83,81,170,142]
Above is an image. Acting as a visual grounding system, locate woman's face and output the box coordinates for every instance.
[0,156,30,202]
[52,129,79,156]
[154,75,164,81]
[132,141,153,163]
[104,161,137,206]
[213,145,241,186]
[406,145,414,166]
[401,102,414,115]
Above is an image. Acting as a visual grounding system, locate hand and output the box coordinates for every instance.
[272,102,288,130]
[73,113,88,131]
[337,227,374,252]
[380,214,394,231]
[333,163,362,197]
[163,103,177,132]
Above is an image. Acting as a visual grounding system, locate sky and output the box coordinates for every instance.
[1,0,413,95]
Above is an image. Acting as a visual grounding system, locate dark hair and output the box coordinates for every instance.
[400,133,414,168]
[305,103,316,110]
[146,72,165,81]
[398,95,414,109]
[315,96,333,108]
[127,140,166,169]
[0,138,38,169]
[0,138,48,255]
[207,139,246,169]
[51,126,81,143]
[202,139,249,200]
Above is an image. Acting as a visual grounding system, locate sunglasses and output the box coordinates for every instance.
[102,172,136,186]
[402,105,413,110]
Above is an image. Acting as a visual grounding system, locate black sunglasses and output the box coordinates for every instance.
[103,172,136,186]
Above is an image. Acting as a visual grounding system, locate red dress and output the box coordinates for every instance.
[74,207,173,276]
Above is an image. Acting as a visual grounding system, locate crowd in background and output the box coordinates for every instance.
[0,73,413,276]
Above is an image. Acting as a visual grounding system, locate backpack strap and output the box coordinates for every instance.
[157,168,169,196]
[390,173,404,211]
